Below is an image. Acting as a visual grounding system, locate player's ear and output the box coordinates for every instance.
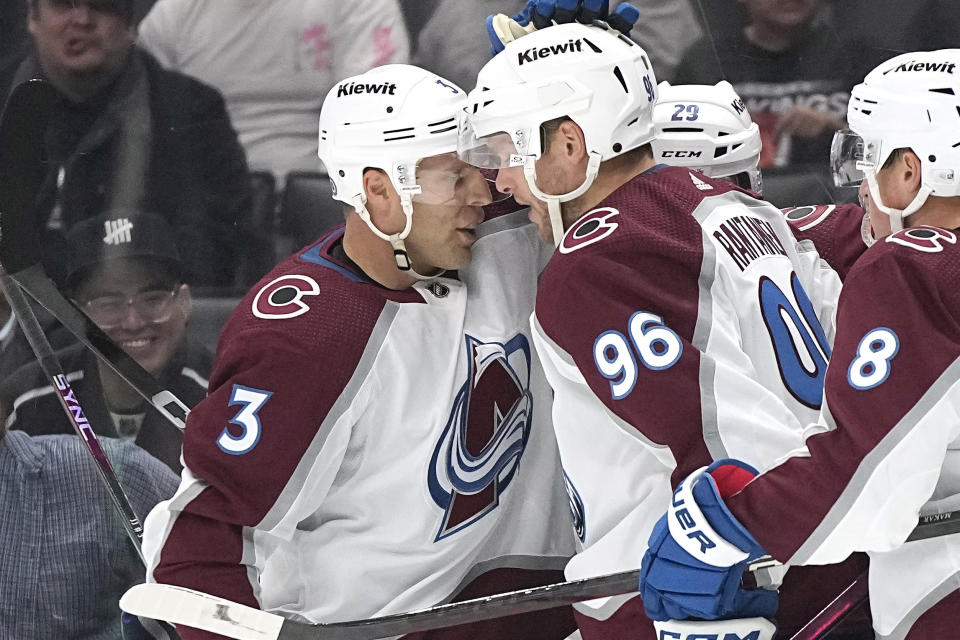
[362,169,403,231]
[363,169,392,210]
[555,120,588,166]
[902,150,923,192]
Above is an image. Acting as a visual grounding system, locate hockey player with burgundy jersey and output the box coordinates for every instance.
[459,20,861,640]
[639,49,960,640]
[140,64,577,640]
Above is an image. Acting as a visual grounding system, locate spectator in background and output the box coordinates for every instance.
[675,0,863,169]
[2,212,212,472]
[415,0,701,93]
[138,0,410,182]
[11,0,250,289]
[0,0,30,99]
[0,411,177,640]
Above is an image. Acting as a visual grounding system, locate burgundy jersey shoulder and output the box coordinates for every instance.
[540,165,754,312]
[841,225,960,313]
[781,203,866,280]
[177,226,427,539]
[216,227,423,374]
[551,165,751,259]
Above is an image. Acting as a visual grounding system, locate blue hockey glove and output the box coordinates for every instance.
[486,0,639,55]
[638,459,779,622]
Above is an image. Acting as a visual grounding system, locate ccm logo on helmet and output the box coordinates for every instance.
[883,60,957,75]
[518,37,600,65]
[337,80,398,98]
[661,150,702,158]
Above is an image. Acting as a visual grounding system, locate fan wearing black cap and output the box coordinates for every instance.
[0,212,213,472]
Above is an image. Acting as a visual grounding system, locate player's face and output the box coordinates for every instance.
[74,257,190,377]
[405,153,491,273]
[494,165,554,243]
[29,0,134,88]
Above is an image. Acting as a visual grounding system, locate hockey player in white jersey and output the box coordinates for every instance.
[639,49,960,640]
[141,64,578,639]
[458,19,862,640]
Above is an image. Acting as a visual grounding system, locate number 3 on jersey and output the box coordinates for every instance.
[593,311,683,399]
[218,385,274,455]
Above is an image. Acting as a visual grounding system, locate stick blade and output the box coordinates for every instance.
[120,584,285,640]
[0,79,57,274]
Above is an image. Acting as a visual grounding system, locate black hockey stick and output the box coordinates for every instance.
[0,79,146,561]
[0,174,189,430]
[119,510,960,640]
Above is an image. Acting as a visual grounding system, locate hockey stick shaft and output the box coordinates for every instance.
[0,79,145,562]
[120,508,960,640]
[1,273,146,562]
[789,571,867,640]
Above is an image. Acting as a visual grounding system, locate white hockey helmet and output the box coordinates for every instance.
[652,81,762,194]
[318,64,467,270]
[458,22,657,245]
[831,49,960,232]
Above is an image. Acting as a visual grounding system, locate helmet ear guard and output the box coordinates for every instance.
[459,22,659,245]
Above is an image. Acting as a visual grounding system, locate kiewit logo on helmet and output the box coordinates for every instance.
[336,80,398,98]
[883,60,957,75]
[518,38,596,65]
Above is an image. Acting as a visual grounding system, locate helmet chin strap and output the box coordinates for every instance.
[864,173,933,234]
[353,195,445,279]
[522,152,603,246]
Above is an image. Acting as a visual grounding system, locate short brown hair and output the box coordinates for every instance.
[881,147,909,171]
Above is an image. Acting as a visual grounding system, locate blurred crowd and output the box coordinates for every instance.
[0,0,954,637]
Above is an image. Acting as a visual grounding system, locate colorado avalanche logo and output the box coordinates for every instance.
[886,226,957,253]
[428,334,533,541]
[559,207,619,255]
[563,470,586,543]
[782,204,835,231]
[252,275,320,319]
